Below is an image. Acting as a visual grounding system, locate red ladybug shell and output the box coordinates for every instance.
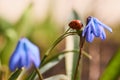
[69,20,83,30]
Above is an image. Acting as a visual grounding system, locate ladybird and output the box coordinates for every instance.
[69,20,83,30]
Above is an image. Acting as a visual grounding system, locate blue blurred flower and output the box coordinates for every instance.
[82,16,112,42]
[9,38,40,71]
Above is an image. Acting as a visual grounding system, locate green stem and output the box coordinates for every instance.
[44,28,71,56]
[40,28,77,66]
[82,50,92,60]
[35,67,43,80]
[74,46,82,80]
[40,32,77,65]
[74,33,85,80]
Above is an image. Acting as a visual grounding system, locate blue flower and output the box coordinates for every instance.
[82,16,112,42]
[9,38,40,71]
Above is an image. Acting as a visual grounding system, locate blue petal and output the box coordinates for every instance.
[82,28,86,37]
[15,38,29,68]
[86,33,94,43]
[23,38,40,67]
[91,18,101,37]
[9,50,21,71]
[9,41,24,71]
[82,26,88,37]
[99,27,106,40]
[28,52,40,67]
[85,16,101,37]
[17,58,22,69]
[27,45,40,67]
[94,17,112,32]
[82,22,91,37]
[29,48,40,67]
[22,43,30,68]
[86,27,95,42]
[82,17,94,37]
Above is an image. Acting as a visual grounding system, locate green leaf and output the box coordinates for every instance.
[40,53,65,74]
[8,69,22,80]
[65,10,82,80]
[65,35,81,80]
[40,50,88,73]
[100,49,120,80]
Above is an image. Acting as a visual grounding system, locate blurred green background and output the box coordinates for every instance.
[0,0,120,80]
